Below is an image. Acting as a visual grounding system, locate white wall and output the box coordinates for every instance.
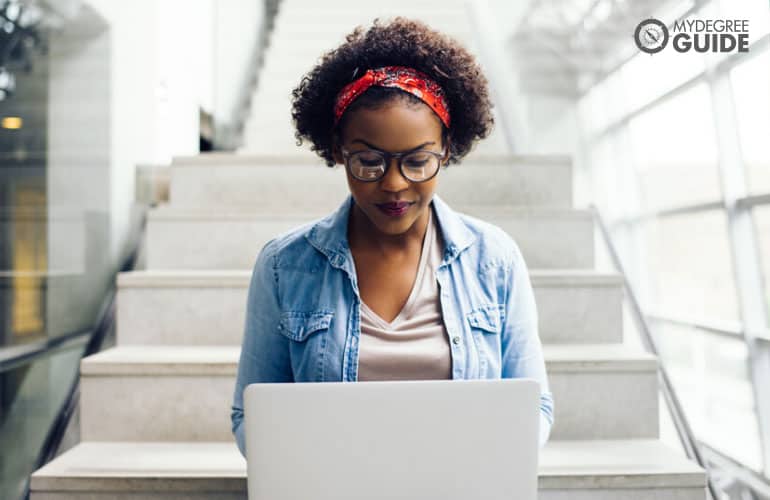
[49,0,262,265]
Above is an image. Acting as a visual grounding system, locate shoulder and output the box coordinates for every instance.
[452,210,523,271]
[255,217,327,270]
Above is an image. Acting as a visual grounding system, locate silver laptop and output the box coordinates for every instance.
[244,378,540,500]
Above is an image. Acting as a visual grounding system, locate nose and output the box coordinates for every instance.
[379,157,410,192]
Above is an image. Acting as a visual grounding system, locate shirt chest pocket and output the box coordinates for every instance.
[277,310,335,382]
[465,304,504,377]
[278,310,335,342]
[466,304,503,335]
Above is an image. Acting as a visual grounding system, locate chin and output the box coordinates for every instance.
[371,211,418,233]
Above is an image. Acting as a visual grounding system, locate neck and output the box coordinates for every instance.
[348,202,430,258]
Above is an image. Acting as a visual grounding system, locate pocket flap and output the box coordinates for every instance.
[279,310,334,342]
[465,304,503,334]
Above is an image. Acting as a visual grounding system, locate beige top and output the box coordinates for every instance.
[357,205,453,381]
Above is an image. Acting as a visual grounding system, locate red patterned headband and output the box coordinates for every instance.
[333,65,451,128]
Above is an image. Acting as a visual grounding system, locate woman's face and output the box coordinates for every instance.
[332,100,449,238]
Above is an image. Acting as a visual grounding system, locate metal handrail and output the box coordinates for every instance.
[0,329,91,373]
[702,442,770,498]
[590,203,720,500]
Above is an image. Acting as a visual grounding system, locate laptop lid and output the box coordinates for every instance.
[244,378,539,500]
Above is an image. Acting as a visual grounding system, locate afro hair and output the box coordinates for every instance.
[290,16,495,167]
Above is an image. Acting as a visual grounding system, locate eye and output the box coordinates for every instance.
[355,151,384,167]
[403,152,432,168]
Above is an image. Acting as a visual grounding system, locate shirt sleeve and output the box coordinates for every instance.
[500,238,554,449]
[231,240,293,458]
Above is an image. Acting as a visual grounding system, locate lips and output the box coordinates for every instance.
[375,201,415,217]
[377,202,414,210]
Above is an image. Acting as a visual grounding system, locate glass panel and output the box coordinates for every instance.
[620,41,705,112]
[579,78,612,136]
[0,12,115,351]
[753,206,770,325]
[0,340,88,499]
[620,1,715,111]
[654,322,762,470]
[640,210,740,321]
[628,83,722,210]
[588,135,617,216]
[730,47,770,195]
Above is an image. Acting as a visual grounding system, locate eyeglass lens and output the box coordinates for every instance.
[348,150,440,181]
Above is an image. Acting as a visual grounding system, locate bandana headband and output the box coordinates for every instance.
[333,65,451,128]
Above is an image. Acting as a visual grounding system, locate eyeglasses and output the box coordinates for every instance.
[340,146,446,183]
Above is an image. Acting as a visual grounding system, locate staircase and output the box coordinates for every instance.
[29,1,708,498]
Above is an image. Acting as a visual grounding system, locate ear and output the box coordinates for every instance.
[441,135,451,165]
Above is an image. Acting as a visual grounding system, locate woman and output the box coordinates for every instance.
[231,17,553,457]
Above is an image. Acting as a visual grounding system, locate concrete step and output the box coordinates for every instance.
[240,126,510,157]
[116,269,622,346]
[239,130,510,158]
[239,127,313,152]
[167,154,573,208]
[144,206,593,270]
[544,343,658,440]
[78,344,657,442]
[79,346,236,443]
[30,440,705,499]
[116,270,248,346]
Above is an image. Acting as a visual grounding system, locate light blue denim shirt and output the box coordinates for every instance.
[231,193,554,457]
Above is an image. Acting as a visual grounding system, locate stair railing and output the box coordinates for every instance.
[591,204,720,500]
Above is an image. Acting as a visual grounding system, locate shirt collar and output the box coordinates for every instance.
[305,192,476,271]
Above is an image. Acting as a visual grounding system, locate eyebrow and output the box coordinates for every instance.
[350,139,435,153]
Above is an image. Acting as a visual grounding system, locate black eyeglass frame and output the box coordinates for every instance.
[340,146,447,183]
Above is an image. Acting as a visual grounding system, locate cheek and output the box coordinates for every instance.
[417,180,439,202]
[345,176,375,201]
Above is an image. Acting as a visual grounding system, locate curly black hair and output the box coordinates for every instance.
[290,17,495,167]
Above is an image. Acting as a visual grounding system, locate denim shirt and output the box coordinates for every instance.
[231,193,554,457]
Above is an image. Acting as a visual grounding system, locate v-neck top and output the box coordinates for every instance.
[357,205,453,381]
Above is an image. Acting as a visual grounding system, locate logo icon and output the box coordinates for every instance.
[634,18,669,54]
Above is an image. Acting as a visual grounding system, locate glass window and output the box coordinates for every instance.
[578,78,612,136]
[639,210,740,321]
[620,1,714,111]
[654,322,762,470]
[753,206,770,326]
[588,134,628,219]
[731,48,770,195]
[628,83,722,210]
[620,44,705,112]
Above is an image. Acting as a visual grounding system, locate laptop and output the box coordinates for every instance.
[243,378,540,500]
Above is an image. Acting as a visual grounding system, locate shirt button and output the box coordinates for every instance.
[452,336,461,345]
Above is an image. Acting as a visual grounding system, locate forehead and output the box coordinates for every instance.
[340,101,443,150]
